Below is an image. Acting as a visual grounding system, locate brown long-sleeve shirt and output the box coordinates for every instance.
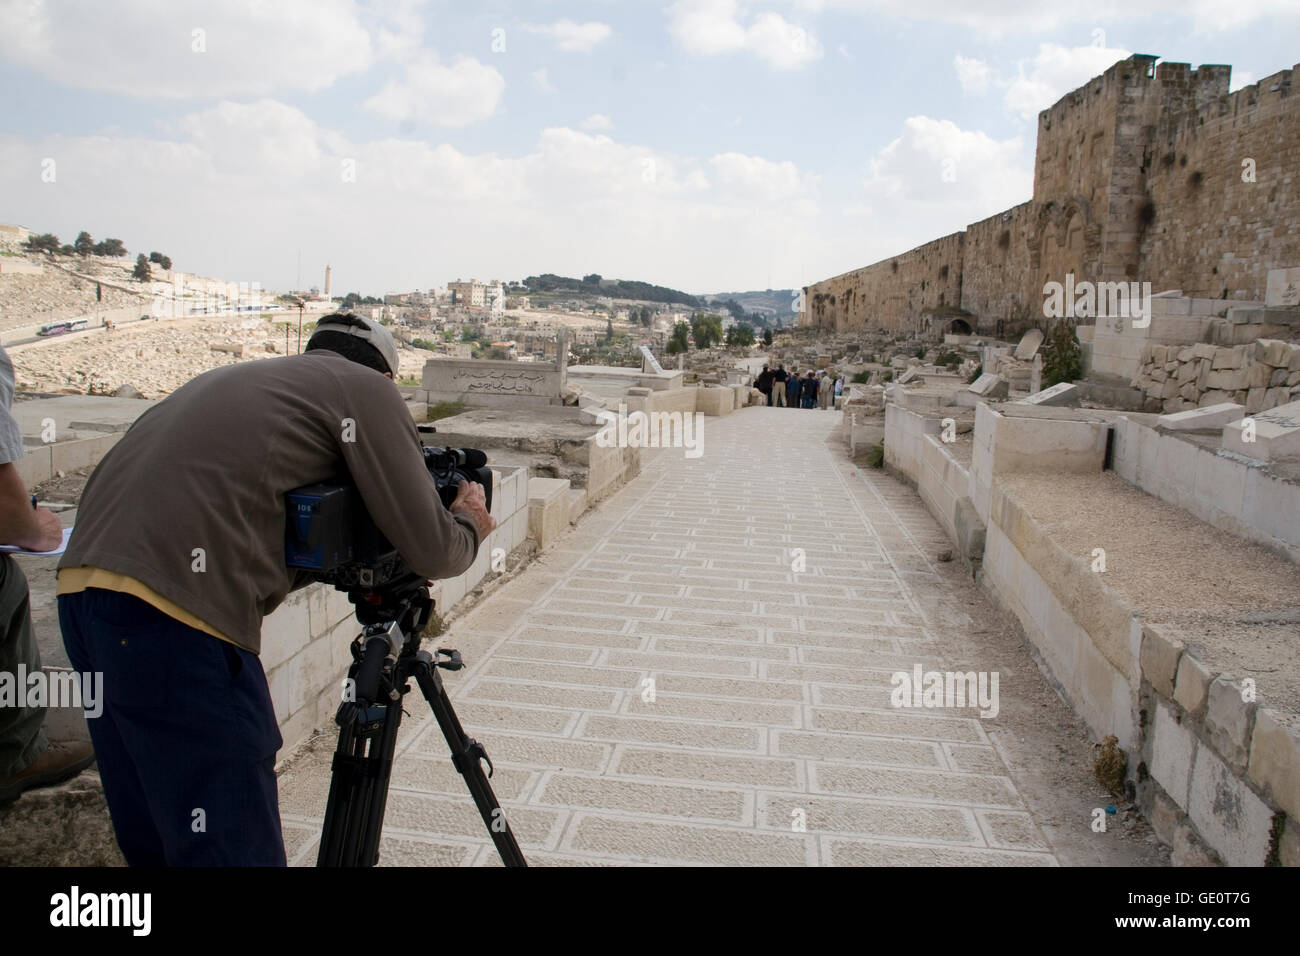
[57,351,480,653]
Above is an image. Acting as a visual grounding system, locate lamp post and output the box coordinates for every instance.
[290,296,305,353]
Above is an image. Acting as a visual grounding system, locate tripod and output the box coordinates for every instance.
[316,575,527,867]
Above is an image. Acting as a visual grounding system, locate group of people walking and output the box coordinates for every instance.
[753,364,841,409]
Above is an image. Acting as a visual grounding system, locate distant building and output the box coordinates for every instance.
[448,278,504,310]
[0,224,30,250]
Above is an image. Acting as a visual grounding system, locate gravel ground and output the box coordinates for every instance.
[1001,471,1300,719]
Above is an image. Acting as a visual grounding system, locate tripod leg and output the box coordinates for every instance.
[317,697,404,867]
[411,655,528,867]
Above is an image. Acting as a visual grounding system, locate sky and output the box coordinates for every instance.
[1,0,1297,297]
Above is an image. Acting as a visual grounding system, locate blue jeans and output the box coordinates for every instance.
[59,588,285,866]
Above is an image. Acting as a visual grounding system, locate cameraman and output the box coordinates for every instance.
[56,313,494,866]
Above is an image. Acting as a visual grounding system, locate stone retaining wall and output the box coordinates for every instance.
[881,398,1300,865]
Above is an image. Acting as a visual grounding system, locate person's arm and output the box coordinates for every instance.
[333,370,494,581]
[0,463,62,552]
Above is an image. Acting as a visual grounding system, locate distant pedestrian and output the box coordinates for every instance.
[772,364,788,407]
[834,375,844,408]
[786,370,802,408]
[755,365,773,406]
[818,371,832,409]
[802,371,818,409]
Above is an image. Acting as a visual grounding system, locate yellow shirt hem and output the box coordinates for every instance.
[56,567,236,647]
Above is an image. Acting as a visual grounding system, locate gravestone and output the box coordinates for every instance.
[639,344,665,375]
[1265,268,1300,308]
[1221,400,1300,461]
[1029,354,1042,395]
[1014,328,1044,361]
[897,366,919,384]
[1016,382,1079,407]
[1156,403,1244,431]
[967,373,1009,399]
[423,330,568,407]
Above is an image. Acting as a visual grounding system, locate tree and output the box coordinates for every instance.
[605,318,614,342]
[132,254,151,282]
[582,273,602,286]
[75,231,94,257]
[726,324,755,348]
[666,321,691,355]
[763,328,773,346]
[690,312,723,349]
[640,306,652,326]
[99,238,126,257]
[23,233,60,256]
[59,244,75,256]
[148,251,173,270]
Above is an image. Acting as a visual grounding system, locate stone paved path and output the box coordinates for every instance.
[277,406,1139,866]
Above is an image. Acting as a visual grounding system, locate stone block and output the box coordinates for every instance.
[1173,653,1213,715]
[1204,676,1255,772]
[1193,343,1217,360]
[695,385,734,416]
[1247,708,1300,820]
[1254,339,1292,367]
[1186,744,1275,867]
[1139,624,1183,698]
[1150,702,1196,809]
[527,477,571,550]
[1156,402,1243,431]
[1265,386,1290,409]
[1245,363,1274,389]
[1212,348,1241,370]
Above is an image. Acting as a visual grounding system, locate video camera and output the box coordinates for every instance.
[285,430,492,593]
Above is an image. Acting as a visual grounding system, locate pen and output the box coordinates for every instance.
[30,496,37,510]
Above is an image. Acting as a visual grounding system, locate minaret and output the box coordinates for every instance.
[324,264,332,301]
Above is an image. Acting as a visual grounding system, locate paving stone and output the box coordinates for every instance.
[275,405,1072,866]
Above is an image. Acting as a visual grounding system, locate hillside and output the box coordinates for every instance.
[702,289,798,320]
[520,273,700,307]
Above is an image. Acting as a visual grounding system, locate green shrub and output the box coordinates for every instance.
[966,363,983,385]
[1041,321,1082,388]
[851,371,870,384]
[866,443,884,468]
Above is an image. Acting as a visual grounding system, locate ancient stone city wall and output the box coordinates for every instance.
[805,55,1300,337]
[1140,64,1300,300]
[805,232,964,333]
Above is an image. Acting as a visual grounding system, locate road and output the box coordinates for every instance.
[276,404,1169,866]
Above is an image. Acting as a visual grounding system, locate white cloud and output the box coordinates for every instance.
[953,55,991,96]
[710,153,819,207]
[0,0,373,98]
[363,55,505,127]
[0,102,835,293]
[531,68,558,93]
[668,0,822,70]
[1230,70,1256,92]
[1003,43,1131,120]
[524,19,613,52]
[580,114,615,130]
[791,0,1297,36]
[859,116,1031,247]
